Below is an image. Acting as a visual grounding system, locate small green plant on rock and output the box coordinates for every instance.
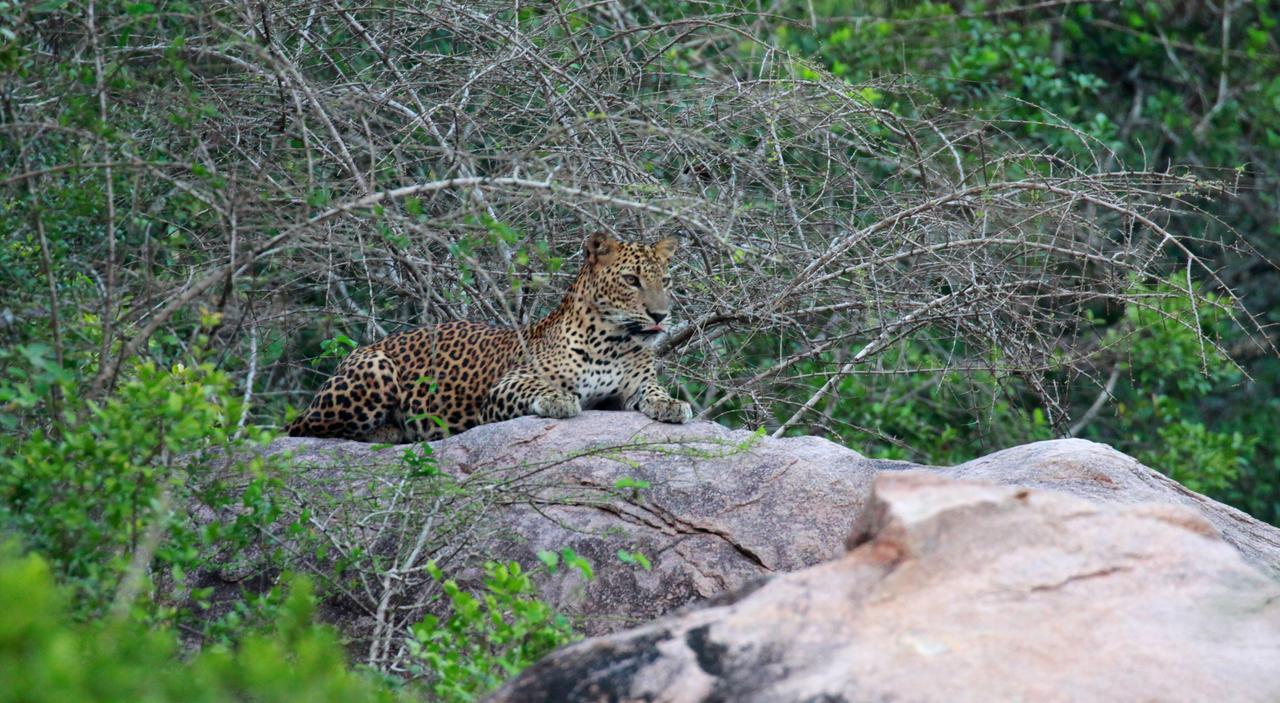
[408,559,579,702]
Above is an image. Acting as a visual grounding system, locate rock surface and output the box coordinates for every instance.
[489,472,1280,703]
[258,411,897,635]
[941,439,1280,577]
[265,414,1280,631]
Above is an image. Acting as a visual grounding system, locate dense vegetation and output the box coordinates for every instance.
[768,0,1280,526]
[2,0,1276,699]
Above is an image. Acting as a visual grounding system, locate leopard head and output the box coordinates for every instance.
[580,232,679,338]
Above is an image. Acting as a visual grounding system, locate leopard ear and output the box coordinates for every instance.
[584,232,619,266]
[654,237,679,260]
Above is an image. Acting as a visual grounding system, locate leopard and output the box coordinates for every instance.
[285,232,693,443]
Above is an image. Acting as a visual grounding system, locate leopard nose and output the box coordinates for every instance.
[649,311,667,324]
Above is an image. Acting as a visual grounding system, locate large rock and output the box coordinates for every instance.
[255,411,894,637]
[490,472,1280,703]
[221,411,1280,660]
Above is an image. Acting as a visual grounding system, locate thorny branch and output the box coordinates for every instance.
[5,1,1270,441]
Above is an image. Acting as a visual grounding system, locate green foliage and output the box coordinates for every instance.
[1142,420,1254,495]
[0,546,407,703]
[409,560,579,702]
[317,334,359,363]
[760,0,1280,521]
[1085,281,1262,502]
[616,549,652,571]
[402,442,443,478]
[613,477,651,490]
[0,354,287,622]
[741,336,1054,466]
[536,547,595,581]
[0,346,578,697]
[755,275,1268,515]
[775,0,1280,180]
[0,344,74,431]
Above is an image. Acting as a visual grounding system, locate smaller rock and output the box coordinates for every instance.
[490,472,1280,703]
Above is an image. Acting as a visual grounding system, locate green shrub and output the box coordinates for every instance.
[409,560,579,702]
[1,343,580,694]
[1089,280,1260,501]
[0,351,288,628]
[0,545,407,703]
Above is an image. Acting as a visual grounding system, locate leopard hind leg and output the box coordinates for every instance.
[287,350,405,442]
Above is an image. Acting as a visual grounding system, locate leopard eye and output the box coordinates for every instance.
[662,276,672,287]
[622,274,641,288]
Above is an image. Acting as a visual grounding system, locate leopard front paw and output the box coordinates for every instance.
[643,397,693,424]
[532,391,582,419]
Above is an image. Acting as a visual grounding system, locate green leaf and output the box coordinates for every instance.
[616,549,651,571]
[559,548,593,580]
[613,477,650,490]
[536,550,559,571]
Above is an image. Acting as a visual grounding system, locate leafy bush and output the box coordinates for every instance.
[2,348,580,693]
[409,560,579,702]
[0,350,264,614]
[0,546,407,703]
[0,352,287,623]
[0,336,580,690]
[1084,280,1261,501]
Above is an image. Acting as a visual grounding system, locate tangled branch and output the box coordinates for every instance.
[3,0,1268,441]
